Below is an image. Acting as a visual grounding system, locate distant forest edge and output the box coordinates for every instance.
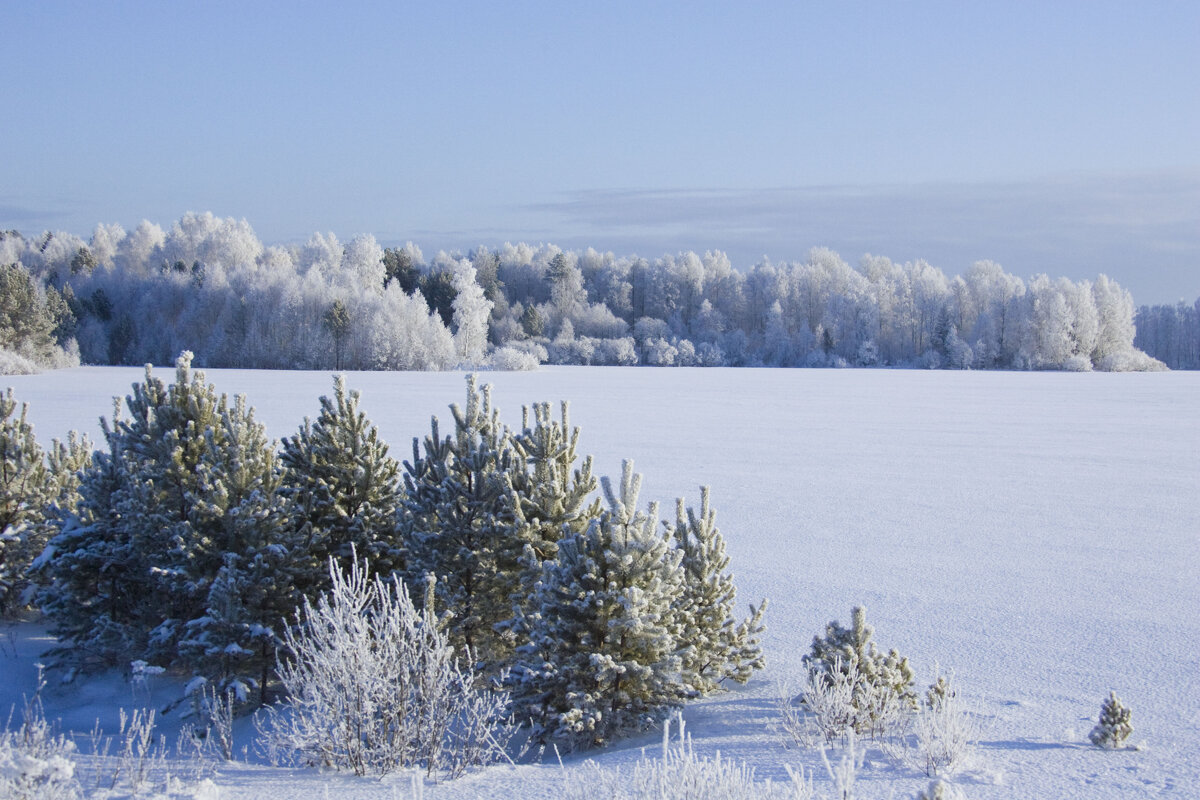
[0,211,1181,374]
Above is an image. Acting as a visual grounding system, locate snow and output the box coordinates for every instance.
[2,365,1198,798]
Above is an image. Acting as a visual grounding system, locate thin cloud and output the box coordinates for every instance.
[523,171,1200,303]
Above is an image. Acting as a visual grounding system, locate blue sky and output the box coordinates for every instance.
[4,1,1198,303]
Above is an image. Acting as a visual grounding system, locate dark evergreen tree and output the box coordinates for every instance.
[280,375,402,600]
[178,394,297,704]
[383,246,420,293]
[38,352,290,677]
[400,374,516,663]
[322,299,351,370]
[419,269,458,326]
[519,304,545,338]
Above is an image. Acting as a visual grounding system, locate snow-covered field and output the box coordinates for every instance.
[3,365,1198,798]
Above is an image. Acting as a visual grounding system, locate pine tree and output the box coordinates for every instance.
[38,352,290,675]
[804,605,917,730]
[178,394,297,703]
[507,461,688,750]
[1089,691,1133,749]
[38,426,139,670]
[0,389,52,612]
[280,376,402,600]
[667,487,766,694]
[400,374,517,664]
[503,401,600,620]
[0,263,61,366]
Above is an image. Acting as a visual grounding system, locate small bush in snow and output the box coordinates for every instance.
[0,670,80,800]
[1088,691,1133,749]
[804,606,916,738]
[914,779,968,800]
[488,345,541,371]
[782,657,907,748]
[907,673,979,777]
[262,555,514,777]
[561,714,814,800]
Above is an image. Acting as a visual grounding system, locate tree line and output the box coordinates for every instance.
[0,211,1164,373]
[1134,298,1200,369]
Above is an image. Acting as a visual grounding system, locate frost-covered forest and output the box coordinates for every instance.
[1134,300,1200,369]
[0,212,1165,374]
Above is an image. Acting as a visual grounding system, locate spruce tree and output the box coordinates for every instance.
[667,487,766,694]
[280,376,402,600]
[507,461,688,750]
[400,374,516,664]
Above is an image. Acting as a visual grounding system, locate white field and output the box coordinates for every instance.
[3,365,1198,799]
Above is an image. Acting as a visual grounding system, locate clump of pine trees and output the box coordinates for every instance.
[29,359,766,752]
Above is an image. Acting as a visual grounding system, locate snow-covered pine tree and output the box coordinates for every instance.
[13,430,92,613]
[1089,691,1133,749]
[502,401,600,621]
[37,418,138,670]
[0,389,51,612]
[280,376,402,599]
[507,460,689,750]
[400,374,517,665]
[39,352,289,674]
[178,394,297,704]
[804,605,917,732]
[667,487,766,694]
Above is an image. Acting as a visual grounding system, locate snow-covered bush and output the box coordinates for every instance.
[263,555,514,777]
[561,714,814,800]
[0,349,40,375]
[907,673,979,776]
[0,671,80,800]
[803,606,916,738]
[781,655,906,746]
[914,779,968,800]
[1088,691,1133,749]
[1094,348,1167,372]
[488,345,540,371]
